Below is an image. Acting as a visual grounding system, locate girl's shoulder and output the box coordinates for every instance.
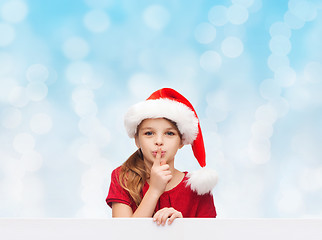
[110,166,123,181]
[112,166,122,173]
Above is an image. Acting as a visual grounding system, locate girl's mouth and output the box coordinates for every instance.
[152,151,166,157]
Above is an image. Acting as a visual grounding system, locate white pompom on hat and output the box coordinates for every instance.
[124,88,218,195]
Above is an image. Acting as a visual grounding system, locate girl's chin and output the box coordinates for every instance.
[143,157,157,164]
[144,157,167,165]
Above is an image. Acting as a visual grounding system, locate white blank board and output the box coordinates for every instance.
[0,218,322,240]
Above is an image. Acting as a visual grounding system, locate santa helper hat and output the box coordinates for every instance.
[124,88,218,195]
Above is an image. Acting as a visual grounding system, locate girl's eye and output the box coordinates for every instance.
[166,131,175,136]
[144,131,153,136]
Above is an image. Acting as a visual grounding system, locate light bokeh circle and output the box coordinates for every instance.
[30,113,53,135]
[227,4,249,25]
[84,9,110,33]
[26,82,48,101]
[13,133,35,154]
[208,5,228,26]
[0,22,15,46]
[143,5,170,30]
[200,51,222,72]
[1,0,28,23]
[221,37,244,58]
[26,64,49,82]
[1,107,22,129]
[194,22,216,44]
[62,37,90,60]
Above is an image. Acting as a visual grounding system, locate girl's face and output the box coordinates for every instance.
[135,118,184,166]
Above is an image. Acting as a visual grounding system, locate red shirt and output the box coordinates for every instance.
[106,166,217,218]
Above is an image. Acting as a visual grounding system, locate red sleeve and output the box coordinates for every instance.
[195,193,217,218]
[106,167,134,209]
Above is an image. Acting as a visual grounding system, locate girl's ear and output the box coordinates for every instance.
[135,136,140,148]
[179,141,184,149]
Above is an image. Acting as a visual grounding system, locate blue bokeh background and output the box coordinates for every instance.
[1,0,322,218]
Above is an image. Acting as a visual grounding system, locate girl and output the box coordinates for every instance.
[106,88,218,225]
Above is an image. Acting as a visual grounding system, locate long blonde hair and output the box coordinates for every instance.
[119,149,147,206]
[119,118,182,207]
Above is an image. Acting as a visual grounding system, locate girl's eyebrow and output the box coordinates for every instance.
[139,127,153,131]
[140,127,177,131]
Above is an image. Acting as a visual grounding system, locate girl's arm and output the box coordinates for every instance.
[112,187,160,217]
[112,203,133,217]
[113,149,171,218]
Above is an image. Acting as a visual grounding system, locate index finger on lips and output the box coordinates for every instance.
[153,148,162,166]
[157,148,167,166]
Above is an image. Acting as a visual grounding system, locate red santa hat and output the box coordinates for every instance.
[124,88,218,195]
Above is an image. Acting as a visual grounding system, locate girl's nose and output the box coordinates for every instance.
[155,134,163,146]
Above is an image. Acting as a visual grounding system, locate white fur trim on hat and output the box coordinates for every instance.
[186,167,218,195]
[124,98,199,145]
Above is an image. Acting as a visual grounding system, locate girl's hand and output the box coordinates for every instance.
[149,148,172,196]
[153,207,183,226]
